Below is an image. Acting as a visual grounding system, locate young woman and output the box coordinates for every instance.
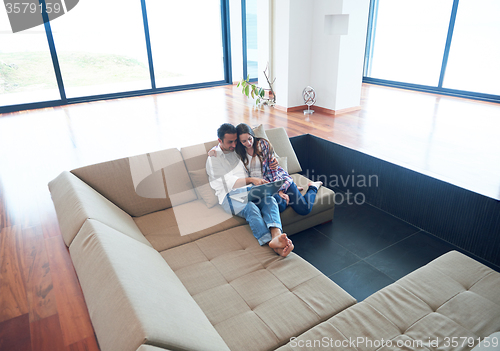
[235,123,322,215]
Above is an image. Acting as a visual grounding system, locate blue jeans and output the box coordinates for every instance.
[273,182,318,215]
[222,188,282,246]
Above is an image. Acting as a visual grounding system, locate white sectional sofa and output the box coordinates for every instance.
[48,126,500,351]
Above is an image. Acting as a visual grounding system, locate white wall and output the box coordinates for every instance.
[310,0,344,110]
[257,0,273,86]
[269,0,370,111]
[286,0,314,107]
[333,0,371,110]
[272,0,291,106]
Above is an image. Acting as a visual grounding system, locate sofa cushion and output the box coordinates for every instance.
[134,199,246,251]
[266,127,302,174]
[70,219,230,351]
[180,140,219,173]
[188,168,219,208]
[48,171,150,247]
[160,225,356,351]
[279,174,335,225]
[277,155,288,173]
[276,251,500,351]
[71,148,197,217]
[134,173,335,251]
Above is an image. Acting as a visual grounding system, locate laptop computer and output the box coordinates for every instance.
[229,179,285,203]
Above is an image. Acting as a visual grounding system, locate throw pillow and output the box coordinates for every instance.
[188,169,218,208]
[252,124,268,139]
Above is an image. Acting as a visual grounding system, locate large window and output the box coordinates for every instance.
[0,11,60,106]
[364,0,500,102]
[366,0,453,86]
[243,0,258,80]
[0,0,231,112]
[146,0,225,88]
[49,0,151,98]
[443,0,500,95]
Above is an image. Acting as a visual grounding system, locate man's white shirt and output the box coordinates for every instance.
[206,145,248,204]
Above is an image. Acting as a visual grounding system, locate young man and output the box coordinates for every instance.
[206,123,293,257]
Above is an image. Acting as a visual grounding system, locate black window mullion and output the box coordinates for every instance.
[141,0,156,90]
[241,0,248,80]
[363,0,379,77]
[438,0,460,88]
[39,0,66,102]
[221,0,232,83]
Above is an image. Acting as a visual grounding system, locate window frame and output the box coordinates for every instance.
[0,0,233,113]
[363,0,500,104]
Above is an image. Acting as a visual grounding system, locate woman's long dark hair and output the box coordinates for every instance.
[235,123,274,172]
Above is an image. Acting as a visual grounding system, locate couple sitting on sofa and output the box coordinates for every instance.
[206,123,322,257]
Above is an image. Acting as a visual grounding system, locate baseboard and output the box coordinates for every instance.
[275,104,362,115]
[314,105,362,115]
[275,105,307,112]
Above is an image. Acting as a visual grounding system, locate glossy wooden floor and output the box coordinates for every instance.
[0,83,499,350]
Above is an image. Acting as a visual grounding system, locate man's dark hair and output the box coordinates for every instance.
[217,123,237,141]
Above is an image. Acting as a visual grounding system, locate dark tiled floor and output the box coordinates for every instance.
[292,195,498,302]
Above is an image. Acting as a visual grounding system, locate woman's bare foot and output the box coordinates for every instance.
[269,233,288,249]
[273,238,294,257]
[308,181,323,190]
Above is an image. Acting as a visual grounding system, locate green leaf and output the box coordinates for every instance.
[256,98,261,105]
[245,85,249,96]
[259,88,265,97]
[251,89,255,99]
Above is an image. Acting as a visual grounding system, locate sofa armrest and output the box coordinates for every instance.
[48,171,150,247]
[71,219,230,351]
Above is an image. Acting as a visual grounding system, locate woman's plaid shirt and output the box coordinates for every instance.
[258,139,293,193]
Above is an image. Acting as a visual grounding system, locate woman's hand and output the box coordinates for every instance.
[278,190,289,205]
[249,178,269,186]
[207,147,217,157]
[269,157,279,170]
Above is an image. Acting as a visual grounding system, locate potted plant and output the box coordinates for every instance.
[237,65,276,107]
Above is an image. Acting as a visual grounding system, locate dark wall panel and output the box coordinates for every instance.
[291,134,500,267]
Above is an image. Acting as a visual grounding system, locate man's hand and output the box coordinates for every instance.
[269,157,279,170]
[249,178,269,186]
[277,190,289,205]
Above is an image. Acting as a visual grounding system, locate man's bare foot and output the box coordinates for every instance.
[269,233,288,249]
[297,186,304,191]
[308,181,323,190]
[273,238,294,257]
